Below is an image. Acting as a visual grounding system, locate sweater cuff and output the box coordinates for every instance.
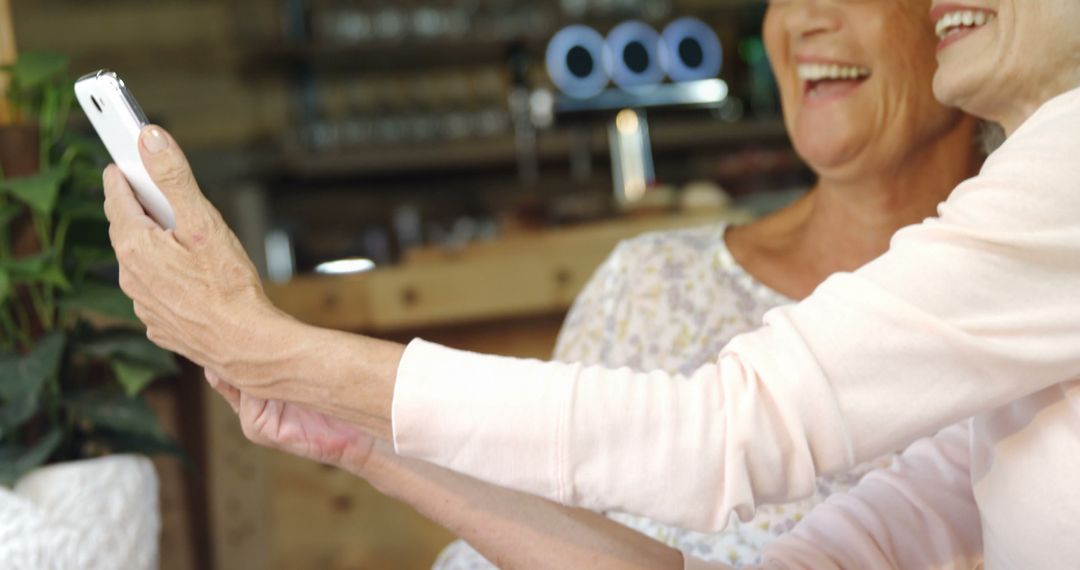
[390,338,576,503]
[682,553,735,570]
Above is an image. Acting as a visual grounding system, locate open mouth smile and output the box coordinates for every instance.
[933,5,997,52]
[796,61,872,104]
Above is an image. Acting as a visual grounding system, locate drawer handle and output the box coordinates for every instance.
[401,287,420,307]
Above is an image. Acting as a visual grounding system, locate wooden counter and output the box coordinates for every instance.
[264,211,744,332]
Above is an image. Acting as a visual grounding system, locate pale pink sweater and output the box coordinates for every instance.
[392,86,1080,569]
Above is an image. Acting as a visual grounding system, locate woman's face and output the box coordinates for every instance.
[932,0,1080,133]
[764,0,965,181]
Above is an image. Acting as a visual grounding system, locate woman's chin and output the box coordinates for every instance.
[932,70,986,119]
[792,125,865,176]
[795,144,864,178]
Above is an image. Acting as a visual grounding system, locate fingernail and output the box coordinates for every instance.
[143,127,170,154]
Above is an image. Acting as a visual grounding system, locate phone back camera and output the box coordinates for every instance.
[90,95,103,113]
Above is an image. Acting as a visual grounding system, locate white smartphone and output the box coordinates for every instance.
[74,70,176,229]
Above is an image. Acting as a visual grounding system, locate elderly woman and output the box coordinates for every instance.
[104,0,1080,566]
[436,0,979,566]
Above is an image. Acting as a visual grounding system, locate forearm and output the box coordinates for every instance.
[353,442,684,570]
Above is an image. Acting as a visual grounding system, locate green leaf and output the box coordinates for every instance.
[0,202,22,228]
[80,330,178,375]
[0,331,65,401]
[68,245,116,267]
[3,52,69,91]
[0,269,10,305]
[0,332,65,436]
[0,429,62,486]
[61,132,108,163]
[0,167,67,214]
[58,281,138,324]
[0,387,40,438]
[65,390,168,441]
[57,191,107,222]
[2,252,46,276]
[110,359,159,397]
[38,265,71,290]
[88,431,188,464]
[2,251,70,289]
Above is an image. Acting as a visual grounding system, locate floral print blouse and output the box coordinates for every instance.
[433,223,891,569]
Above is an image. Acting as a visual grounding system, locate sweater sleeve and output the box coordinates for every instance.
[391,86,1080,532]
[753,422,981,569]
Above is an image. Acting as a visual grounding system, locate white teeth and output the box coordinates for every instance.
[796,63,871,82]
[935,9,995,40]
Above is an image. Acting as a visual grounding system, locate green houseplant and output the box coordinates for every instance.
[0,52,182,487]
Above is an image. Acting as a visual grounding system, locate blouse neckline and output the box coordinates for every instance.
[714,222,795,307]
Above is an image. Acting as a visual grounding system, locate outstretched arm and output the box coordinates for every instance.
[205,375,694,570]
[105,87,1080,534]
[388,86,1080,530]
[361,443,689,570]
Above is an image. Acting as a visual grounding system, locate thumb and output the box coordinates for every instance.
[139,125,207,233]
[205,369,242,413]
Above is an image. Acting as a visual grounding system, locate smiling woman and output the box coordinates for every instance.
[931,0,1080,132]
[99,0,1080,568]
[437,2,980,565]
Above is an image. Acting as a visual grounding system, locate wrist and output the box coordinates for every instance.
[346,440,396,488]
[234,301,307,383]
[235,308,402,440]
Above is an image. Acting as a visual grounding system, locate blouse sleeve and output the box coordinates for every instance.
[391,86,1080,532]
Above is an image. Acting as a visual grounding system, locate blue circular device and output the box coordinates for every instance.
[546,25,609,99]
[604,21,666,91]
[661,17,723,82]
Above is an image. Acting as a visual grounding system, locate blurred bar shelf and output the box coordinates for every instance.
[555,79,730,116]
[266,118,789,180]
[243,38,549,74]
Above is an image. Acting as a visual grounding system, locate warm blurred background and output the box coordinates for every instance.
[7,0,809,568]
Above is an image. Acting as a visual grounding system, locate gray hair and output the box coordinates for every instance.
[979,120,1006,154]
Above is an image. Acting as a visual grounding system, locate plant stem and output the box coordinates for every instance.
[0,194,11,260]
[51,91,73,148]
[53,217,71,256]
[0,305,19,351]
[32,213,52,251]
[44,361,61,428]
[28,284,53,329]
[58,146,78,172]
[10,295,33,350]
[39,88,58,170]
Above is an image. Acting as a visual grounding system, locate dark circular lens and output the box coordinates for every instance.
[566,45,595,78]
[623,41,650,73]
[678,38,705,69]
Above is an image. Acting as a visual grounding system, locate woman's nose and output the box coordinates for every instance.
[782,0,843,41]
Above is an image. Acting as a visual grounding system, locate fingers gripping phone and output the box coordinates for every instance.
[74,70,177,229]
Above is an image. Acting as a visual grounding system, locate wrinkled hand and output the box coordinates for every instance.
[103,126,281,385]
[205,370,376,472]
